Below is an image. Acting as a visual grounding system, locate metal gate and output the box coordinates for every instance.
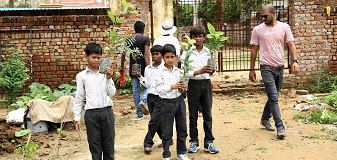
[174,0,290,72]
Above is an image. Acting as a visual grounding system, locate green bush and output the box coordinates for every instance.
[11,82,76,108]
[0,48,30,104]
[305,70,337,93]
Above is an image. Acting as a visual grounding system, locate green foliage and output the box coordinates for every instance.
[306,134,321,139]
[173,1,193,26]
[14,142,39,158]
[15,129,31,137]
[0,48,30,104]
[119,75,132,95]
[180,35,196,76]
[304,70,337,93]
[57,128,67,138]
[324,90,337,113]
[104,0,138,57]
[11,82,76,109]
[293,107,337,125]
[125,35,143,62]
[256,146,267,153]
[197,0,271,25]
[205,23,229,53]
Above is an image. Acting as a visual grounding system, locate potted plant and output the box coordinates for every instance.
[124,35,143,75]
[179,35,196,88]
[99,0,138,74]
[205,23,229,70]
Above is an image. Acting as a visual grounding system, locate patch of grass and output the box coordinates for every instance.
[306,134,321,139]
[256,146,267,153]
[119,134,132,140]
[249,98,260,103]
[231,107,245,113]
[293,112,307,121]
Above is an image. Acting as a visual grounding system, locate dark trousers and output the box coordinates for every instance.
[144,94,163,147]
[160,96,188,158]
[85,106,115,160]
[187,79,214,148]
[260,68,284,128]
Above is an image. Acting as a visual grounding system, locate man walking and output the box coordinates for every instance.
[249,4,300,139]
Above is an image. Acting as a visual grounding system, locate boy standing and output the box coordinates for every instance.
[185,25,219,154]
[154,44,189,160]
[73,42,116,160]
[136,45,164,153]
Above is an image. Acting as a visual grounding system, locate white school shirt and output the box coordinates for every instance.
[138,61,164,95]
[182,46,215,79]
[73,67,116,121]
[154,65,182,99]
[153,35,181,58]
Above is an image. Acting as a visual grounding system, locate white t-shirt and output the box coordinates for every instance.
[153,35,181,57]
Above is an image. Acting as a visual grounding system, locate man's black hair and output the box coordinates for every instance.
[85,42,102,56]
[134,21,145,33]
[161,44,176,57]
[190,25,206,38]
[150,45,162,53]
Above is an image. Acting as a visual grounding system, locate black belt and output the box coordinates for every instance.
[86,106,112,112]
[260,65,284,71]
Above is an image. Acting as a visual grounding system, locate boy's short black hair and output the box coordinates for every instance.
[190,25,206,38]
[150,45,162,53]
[182,33,186,37]
[85,42,102,56]
[134,21,145,33]
[161,44,176,57]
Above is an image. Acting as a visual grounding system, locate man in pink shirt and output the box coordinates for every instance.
[249,4,300,139]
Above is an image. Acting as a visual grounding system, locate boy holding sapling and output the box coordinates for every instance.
[73,42,116,159]
[185,25,219,154]
[153,44,189,160]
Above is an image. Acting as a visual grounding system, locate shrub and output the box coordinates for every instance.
[0,48,30,104]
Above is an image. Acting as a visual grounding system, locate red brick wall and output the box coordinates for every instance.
[290,0,337,74]
[0,2,149,89]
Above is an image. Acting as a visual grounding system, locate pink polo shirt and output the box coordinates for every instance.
[250,21,294,66]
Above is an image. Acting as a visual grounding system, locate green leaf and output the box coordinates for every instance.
[129,10,138,15]
[207,23,215,33]
[125,3,135,8]
[116,17,124,24]
[121,0,127,6]
[15,129,31,137]
[121,7,128,14]
[107,10,115,21]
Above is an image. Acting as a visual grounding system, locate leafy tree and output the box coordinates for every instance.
[173,0,194,26]
[0,48,30,104]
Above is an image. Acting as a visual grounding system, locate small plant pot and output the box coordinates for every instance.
[132,64,141,75]
[181,77,189,89]
[207,56,216,70]
[99,57,112,74]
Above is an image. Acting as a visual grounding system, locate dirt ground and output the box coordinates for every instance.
[1,73,337,160]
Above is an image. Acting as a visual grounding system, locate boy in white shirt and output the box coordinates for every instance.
[136,45,164,153]
[154,44,189,160]
[73,42,116,160]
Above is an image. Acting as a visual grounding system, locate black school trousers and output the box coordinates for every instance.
[85,106,115,160]
[160,95,188,158]
[144,94,163,147]
[187,79,215,147]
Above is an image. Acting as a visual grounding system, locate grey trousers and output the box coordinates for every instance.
[260,68,284,128]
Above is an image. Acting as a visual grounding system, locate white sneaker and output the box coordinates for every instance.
[177,154,190,160]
